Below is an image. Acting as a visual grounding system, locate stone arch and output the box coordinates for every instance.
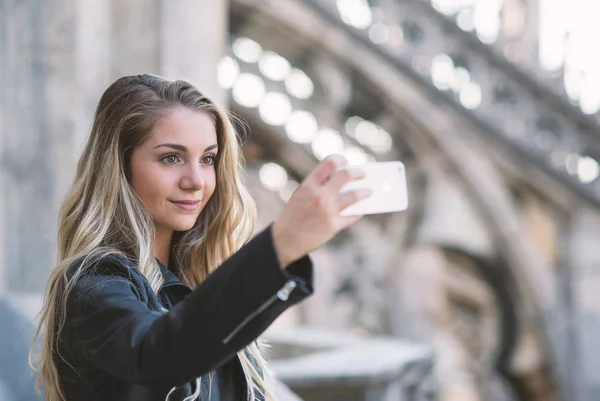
[230,0,565,398]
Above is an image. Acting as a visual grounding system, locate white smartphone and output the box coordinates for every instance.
[338,161,409,217]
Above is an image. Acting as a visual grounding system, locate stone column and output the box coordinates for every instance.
[157,0,228,105]
[110,0,160,77]
[1,0,61,292]
[111,0,228,104]
[567,207,600,401]
[0,0,8,293]
[0,0,114,293]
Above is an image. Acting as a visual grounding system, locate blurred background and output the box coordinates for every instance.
[2,0,600,400]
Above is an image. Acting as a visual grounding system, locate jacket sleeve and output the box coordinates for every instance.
[66,224,313,387]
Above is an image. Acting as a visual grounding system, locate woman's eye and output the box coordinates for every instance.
[202,155,216,165]
[161,154,179,164]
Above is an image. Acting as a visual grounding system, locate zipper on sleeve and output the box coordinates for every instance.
[277,280,297,301]
[223,280,297,345]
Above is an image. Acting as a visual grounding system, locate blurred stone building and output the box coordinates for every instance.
[2,0,600,400]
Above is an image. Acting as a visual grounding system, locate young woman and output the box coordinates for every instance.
[30,74,370,401]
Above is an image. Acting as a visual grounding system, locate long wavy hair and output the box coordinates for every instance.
[29,74,274,401]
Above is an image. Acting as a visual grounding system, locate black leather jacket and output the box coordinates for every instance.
[56,226,313,400]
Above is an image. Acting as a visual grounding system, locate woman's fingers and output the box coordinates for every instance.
[304,155,371,216]
[323,166,367,196]
[303,154,348,188]
[335,188,372,213]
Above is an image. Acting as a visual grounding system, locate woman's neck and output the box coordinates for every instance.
[154,226,173,267]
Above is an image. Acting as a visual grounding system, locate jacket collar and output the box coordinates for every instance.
[155,258,183,288]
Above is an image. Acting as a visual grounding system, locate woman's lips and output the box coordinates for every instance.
[170,200,201,211]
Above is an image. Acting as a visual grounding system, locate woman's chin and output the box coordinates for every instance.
[169,219,198,232]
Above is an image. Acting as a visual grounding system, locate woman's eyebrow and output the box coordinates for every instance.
[153,143,218,152]
[154,143,187,152]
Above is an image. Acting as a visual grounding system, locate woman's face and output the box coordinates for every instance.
[130,107,218,236]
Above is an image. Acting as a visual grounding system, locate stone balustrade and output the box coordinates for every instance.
[264,326,436,401]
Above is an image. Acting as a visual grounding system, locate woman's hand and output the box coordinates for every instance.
[272,154,371,268]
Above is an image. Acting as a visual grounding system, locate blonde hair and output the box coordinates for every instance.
[30,74,274,401]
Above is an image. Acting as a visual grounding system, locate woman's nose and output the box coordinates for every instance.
[180,164,206,191]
